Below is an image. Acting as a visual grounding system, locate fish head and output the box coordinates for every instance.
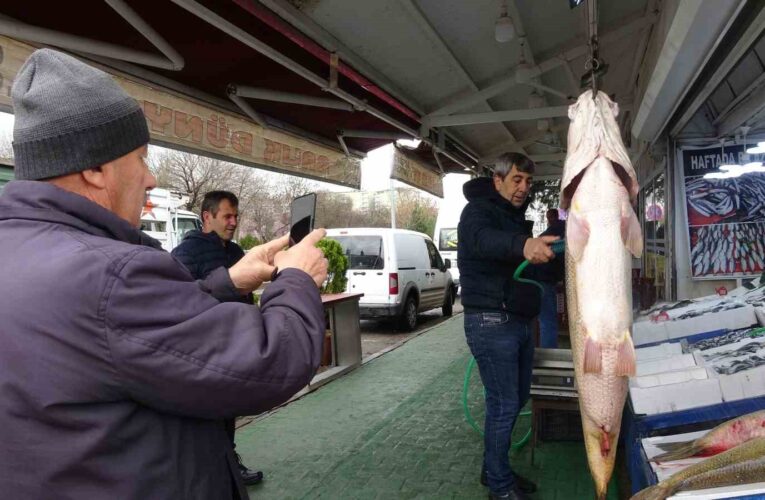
[561,90,638,210]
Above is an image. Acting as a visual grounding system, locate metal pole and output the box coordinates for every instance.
[227,92,269,128]
[390,177,397,229]
[170,0,479,171]
[230,84,354,111]
[338,129,412,140]
[0,9,183,71]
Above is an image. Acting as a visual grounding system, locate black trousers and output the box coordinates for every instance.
[225,418,236,450]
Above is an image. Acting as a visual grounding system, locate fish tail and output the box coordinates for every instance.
[584,334,602,373]
[650,439,702,462]
[615,332,636,376]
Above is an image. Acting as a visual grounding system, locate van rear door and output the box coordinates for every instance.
[329,235,389,305]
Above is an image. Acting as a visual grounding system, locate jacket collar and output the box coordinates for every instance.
[463,177,532,216]
[0,180,162,249]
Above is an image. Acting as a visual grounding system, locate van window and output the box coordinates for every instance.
[438,228,458,251]
[426,240,444,269]
[174,217,201,238]
[330,236,385,270]
[141,220,166,232]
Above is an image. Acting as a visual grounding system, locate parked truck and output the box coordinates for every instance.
[140,188,201,252]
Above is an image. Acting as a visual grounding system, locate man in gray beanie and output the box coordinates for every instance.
[0,49,329,499]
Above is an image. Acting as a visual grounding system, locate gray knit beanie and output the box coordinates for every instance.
[11,49,150,180]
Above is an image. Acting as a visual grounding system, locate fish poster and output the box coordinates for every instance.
[681,144,765,279]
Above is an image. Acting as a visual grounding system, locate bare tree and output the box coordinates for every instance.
[0,129,13,160]
[150,150,237,213]
[315,192,357,229]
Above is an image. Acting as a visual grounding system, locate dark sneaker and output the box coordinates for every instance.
[481,469,537,494]
[236,454,263,485]
[488,489,531,500]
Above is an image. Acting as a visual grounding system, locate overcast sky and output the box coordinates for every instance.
[0,110,468,211]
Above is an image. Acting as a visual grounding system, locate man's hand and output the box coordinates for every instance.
[523,235,558,264]
[274,229,329,288]
[228,234,289,294]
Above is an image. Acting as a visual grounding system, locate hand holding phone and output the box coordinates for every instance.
[274,228,328,287]
[289,193,317,247]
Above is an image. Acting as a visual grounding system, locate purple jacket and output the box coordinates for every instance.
[0,181,324,499]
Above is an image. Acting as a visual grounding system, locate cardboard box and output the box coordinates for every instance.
[635,342,683,362]
[666,305,758,340]
[636,354,697,376]
[630,378,722,415]
[717,364,765,402]
[629,366,709,389]
[633,320,669,346]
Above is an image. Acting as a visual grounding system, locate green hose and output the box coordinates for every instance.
[462,239,566,448]
[462,355,532,448]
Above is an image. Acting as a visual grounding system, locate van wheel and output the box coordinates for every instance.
[398,295,418,331]
[442,286,454,317]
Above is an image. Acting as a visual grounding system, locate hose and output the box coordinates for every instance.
[462,355,532,448]
[462,239,566,448]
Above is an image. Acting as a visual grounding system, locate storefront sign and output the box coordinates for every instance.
[390,147,443,198]
[0,36,361,189]
[680,144,765,279]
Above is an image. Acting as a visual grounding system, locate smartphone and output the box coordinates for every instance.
[289,193,317,247]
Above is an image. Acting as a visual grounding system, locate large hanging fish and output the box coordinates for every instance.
[561,90,643,500]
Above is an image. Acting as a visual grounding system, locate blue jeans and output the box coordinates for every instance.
[464,311,535,495]
[539,282,559,348]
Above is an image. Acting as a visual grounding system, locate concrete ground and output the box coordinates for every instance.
[235,314,619,499]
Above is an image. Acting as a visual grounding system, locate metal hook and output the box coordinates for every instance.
[589,36,599,100]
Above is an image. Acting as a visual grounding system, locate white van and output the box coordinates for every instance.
[140,188,202,252]
[433,187,467,289]
[326,228,456,331]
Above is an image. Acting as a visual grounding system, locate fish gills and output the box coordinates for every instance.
[651,410,765,462]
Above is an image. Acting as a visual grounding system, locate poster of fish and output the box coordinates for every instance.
[681,144,765,279]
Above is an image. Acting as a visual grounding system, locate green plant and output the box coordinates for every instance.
[317,238,349,294]
[238,234,260,251]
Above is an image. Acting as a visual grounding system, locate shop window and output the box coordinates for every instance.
[641,173,667,302]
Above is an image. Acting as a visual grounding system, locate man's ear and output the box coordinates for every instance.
[80,166,108,189]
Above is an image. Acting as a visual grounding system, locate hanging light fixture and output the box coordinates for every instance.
[495,1,515,43]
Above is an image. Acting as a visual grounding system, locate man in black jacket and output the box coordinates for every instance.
[458,153,558,500]
[172,191,261,485]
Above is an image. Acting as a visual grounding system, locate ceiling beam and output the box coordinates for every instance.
[480,123,569,161]
[424,106,569,128]
[530,153,566,162]
[669,2,765,137]
[426,12,655,118]
[717,82,765,137]
[256,0,480,162]
[396,0,522,149]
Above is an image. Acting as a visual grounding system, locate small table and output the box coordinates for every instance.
[308,293,364,389]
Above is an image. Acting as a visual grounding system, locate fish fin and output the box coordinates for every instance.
[621,201,643,258]
[583,335,602,373]
[566,205,590,261]
[615,333,636,377]
[650,439,702,462]
[600,429,611,457]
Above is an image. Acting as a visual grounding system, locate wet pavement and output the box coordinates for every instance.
[235,313,621,499]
